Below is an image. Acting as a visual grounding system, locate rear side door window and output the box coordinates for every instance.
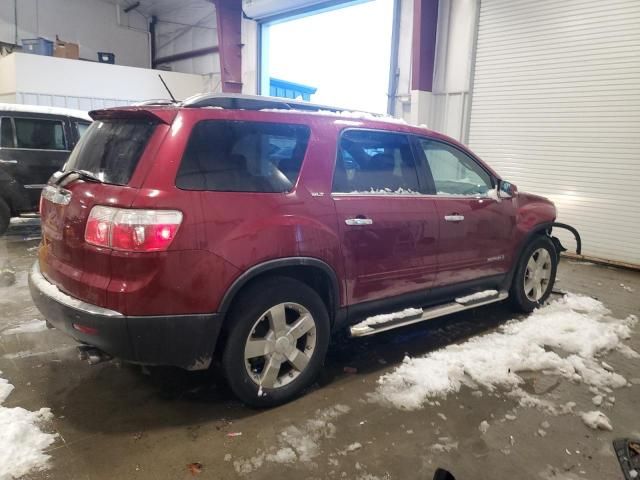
[332,130,421,194]
[14,118,67,151]
[0,117,15,148]
[418,139,493,196]
[176,120,310,193]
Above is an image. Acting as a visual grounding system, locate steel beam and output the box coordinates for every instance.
[411,0,439,92]
[212,0,243,93]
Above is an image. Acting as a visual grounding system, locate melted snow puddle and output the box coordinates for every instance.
[0,372,57,479]
[232,404,350,474]
[372,293,638,431]
[2,319,48,336]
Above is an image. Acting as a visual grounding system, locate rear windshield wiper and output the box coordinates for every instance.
[55,169,104,186]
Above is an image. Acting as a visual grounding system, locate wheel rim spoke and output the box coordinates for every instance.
[268,304,287,336]
[527,257,537,273]
[245,302,317,391]
[259,356,282,388]
[287,349,310,372]
[287,314,314,340]
[245,339,274,359]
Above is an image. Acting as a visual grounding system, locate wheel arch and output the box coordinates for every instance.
[218,257,341,321]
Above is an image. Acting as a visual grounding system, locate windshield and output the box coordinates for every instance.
[64,119,156,185]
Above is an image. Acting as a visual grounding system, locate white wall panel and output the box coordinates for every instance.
[469,0,640,266]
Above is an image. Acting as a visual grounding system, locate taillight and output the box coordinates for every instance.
[85,206,183,252]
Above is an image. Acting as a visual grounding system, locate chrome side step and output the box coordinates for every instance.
[349,291,509,337]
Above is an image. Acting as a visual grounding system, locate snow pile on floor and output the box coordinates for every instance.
[373,293,637,411]
[0,372,57,479]
[2,319,48,335]
[233,404,350,474]
[580,411,613,431]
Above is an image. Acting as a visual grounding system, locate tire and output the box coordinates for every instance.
[510,235,558,313]
[222,276,330,408]
[0,199,10,237]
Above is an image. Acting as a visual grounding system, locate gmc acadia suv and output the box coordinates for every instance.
[29,94,580,407]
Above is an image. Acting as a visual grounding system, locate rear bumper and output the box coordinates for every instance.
[28,262,222,370]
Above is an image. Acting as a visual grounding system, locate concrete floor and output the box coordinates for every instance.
[1,218,638,480]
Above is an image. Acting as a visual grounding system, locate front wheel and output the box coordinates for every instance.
[222,276,330,407]
[510,235,558,313]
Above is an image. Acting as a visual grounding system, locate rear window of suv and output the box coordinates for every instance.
[63,120,156,185]
[176,120,310,193]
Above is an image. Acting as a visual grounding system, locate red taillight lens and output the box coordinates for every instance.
[85,206,183,252]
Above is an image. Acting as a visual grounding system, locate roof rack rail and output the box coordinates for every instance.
[181,93,347,113]
[133,99,178,106]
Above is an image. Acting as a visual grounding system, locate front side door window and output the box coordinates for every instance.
[419,139,493,197]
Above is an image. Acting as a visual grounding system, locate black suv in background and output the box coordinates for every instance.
[0,104,91,234]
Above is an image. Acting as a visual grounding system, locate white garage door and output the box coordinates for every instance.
[468,0,640,267]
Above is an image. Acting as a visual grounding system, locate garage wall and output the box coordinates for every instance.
[0,0,150,68]
[0,53,209,110]
[153,3,221,88]
[468,0,640,266]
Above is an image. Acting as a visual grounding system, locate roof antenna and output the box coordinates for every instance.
[158,74,177,103]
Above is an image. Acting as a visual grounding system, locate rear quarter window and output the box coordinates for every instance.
[176,120,311,193]
[64,120,156,185]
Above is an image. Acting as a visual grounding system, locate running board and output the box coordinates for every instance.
[349,291,509,337]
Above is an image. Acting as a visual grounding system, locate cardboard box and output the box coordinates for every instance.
[53,37,79,60]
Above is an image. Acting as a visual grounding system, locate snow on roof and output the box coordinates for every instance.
[259,107,414,127]
[0,103,92,121]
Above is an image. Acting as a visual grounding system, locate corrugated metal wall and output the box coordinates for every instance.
[468,0,640,266]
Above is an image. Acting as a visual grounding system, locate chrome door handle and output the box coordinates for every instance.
[444,215,465,222]
[0,159,18,164]
[345,218,373,226]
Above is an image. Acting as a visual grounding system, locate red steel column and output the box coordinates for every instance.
[213,0,243,93]
[411,0,439,92]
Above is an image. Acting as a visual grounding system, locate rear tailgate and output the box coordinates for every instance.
[38,110,173,309]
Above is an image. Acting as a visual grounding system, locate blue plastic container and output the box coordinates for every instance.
[22,38,54,56]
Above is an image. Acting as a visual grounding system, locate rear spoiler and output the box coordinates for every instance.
[89,107,178,125]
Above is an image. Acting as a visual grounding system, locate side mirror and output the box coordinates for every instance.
[499,180,518,199]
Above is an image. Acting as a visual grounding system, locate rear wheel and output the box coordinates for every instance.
[510,235,557,313]
[222,276,330,407]
[0,199,10,236]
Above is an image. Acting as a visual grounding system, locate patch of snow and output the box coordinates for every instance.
[347,187,421,195]
[580,411,613,431]
[265,447,296,464]
[455,289,498,304]
[372,294,636,410]
[630,469,638,479]
[233,405,350,473]
[351,308,422,334]
[620,283,634,293]
[338,442,362,455]
[223,454,232,462]
[505,414,516,421]
[0,371,57,479]
[437,413,447,421]
[430,440,458,453]
[592,395,603,406]
[2,320,48,336]
[478,420,490,434]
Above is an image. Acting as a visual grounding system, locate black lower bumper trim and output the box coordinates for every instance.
[29,264,222,370]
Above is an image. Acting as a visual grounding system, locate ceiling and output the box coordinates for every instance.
[115,0,215,23]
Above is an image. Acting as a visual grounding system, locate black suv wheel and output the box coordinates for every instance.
[510,235,558,313]
[222,276,330,407]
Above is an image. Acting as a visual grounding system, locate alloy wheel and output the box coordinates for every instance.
[523,248,552,302]
[244,302,317,389]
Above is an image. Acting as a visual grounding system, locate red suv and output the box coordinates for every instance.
[29,94,580,407]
